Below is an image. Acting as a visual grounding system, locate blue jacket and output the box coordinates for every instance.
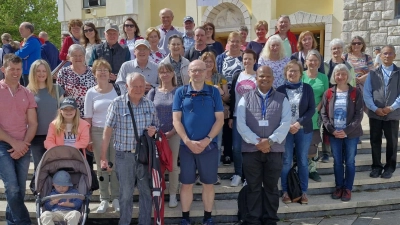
[15,35,42,75]
[44,188,83,212]
[276,82,316,134]
[41,41,61,71]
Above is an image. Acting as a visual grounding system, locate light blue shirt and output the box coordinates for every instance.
[236,89,291,145]
[183,34,195,51]
[363,64,400,112]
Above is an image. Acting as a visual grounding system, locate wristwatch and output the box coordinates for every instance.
[206,135,213,142]
[268,138,275,146]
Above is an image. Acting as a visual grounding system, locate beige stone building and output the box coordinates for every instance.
[57,0,400,64]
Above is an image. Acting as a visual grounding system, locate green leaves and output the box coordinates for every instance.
[0,0,61,48]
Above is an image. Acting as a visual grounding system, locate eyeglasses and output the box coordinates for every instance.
[96,69,109,73]
[382,52,395,56]
[204,27,213,31]
[83,28,94,33]
[159,71,172,74]
[124,24,135,28]
[189,69,206,74]
[351,42,363,46]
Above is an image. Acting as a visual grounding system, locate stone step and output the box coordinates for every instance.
[9,166,400,203]
[3,188,400,223]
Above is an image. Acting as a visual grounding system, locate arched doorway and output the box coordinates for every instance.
[202,0,251,48]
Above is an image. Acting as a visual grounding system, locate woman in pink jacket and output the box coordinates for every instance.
[44,97,90,150]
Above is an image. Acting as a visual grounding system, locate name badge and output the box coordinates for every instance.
[258,120,269,126]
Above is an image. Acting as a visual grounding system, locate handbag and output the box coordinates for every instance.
[127,101,149,165]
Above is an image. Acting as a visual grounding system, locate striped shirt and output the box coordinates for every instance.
[105,93,159,152]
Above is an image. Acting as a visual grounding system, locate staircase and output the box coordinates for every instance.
[1,116,400,224]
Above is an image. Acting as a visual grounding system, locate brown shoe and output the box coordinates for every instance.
[331,187,343,200]
[341,189,351,202]
[300,193,308,204]
[282,192,291,204]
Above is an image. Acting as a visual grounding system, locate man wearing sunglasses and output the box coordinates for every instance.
[89,23,130,83]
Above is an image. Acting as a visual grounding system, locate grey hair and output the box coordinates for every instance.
[22,22,35,33]
[126,72,146,85]
[381,44,396,52]
[67,44,86,56]
[330,64,353,85]
[329,38,344,49]
[238,25,249,34]
[305,49,322,64]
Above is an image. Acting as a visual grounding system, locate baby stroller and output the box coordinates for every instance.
[30,145,97,225]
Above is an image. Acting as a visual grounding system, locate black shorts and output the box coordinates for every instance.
[179,142,219,184]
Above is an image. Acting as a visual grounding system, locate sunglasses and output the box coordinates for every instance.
[83,28,94,33]
[204,27,213,31]
[124,24,135,28]
[351,42,362,46]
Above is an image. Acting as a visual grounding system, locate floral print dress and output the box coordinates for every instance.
[258,57,291,89]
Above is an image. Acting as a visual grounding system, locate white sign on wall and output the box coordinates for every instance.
[197,0,218,6]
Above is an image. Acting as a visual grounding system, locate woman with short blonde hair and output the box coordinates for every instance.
[246,20,269,57]
[146,27,166,64]
[291,31,325,73]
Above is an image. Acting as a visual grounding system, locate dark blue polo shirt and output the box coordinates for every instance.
[173,83,223,144]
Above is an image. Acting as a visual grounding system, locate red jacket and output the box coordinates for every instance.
[268,30,298,54]
[59,36,76,61]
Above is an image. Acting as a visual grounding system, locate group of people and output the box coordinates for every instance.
[0,8,399,225]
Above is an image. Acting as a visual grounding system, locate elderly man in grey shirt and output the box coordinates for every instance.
[116,40,159,94]
[158,8,182,54]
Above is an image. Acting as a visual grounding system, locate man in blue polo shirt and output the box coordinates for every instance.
[173,60,224,225]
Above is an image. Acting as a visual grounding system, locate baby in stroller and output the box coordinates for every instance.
[40,170,83,225]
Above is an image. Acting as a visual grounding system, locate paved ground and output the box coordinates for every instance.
[1,210,398,224]
[277,210,400,225]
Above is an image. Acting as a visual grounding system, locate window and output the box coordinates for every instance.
[83,0,106,8]
[396,0,400,18]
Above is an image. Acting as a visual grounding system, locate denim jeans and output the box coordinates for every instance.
[281,129,313,193]
[329,136,359,190]
[232,118,243,176]
[30,135,47,170]
[0,141,31,225]
[115,151,151,225]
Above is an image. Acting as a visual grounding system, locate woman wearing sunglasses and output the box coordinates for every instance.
[81,22,102,65]
[119,17,143,60]
[344,36,374,89]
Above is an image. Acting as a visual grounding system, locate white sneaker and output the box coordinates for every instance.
[112,199,120,212]
[214,175,221,185]
[168,194,178,208]
[242,179,247,186]
[230,175,242,187]
[96,200,109,213]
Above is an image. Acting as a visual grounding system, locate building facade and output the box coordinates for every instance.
[57,0,400,64]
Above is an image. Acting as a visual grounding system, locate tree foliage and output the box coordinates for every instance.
[0,0,61,48]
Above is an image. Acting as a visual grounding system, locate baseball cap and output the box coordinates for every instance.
[53,170,73,187]
[60,97,78,110]
[373,46,381,51]
[134,39,150,50]
[105,23,119,32]
[183,16,194,23]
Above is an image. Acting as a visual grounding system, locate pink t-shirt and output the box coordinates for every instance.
[0,80,37,141]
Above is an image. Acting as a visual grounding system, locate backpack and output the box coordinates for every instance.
[237,185,250,223]
[325,87,356,117]
[180,84,215,107]
[287,163,302,203]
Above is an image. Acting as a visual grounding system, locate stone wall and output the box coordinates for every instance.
[341,0,400,65]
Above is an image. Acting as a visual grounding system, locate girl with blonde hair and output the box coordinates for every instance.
[44,97,90,150]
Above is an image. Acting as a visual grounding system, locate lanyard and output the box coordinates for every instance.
[259,89,272,120]
[382,66,391,79]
